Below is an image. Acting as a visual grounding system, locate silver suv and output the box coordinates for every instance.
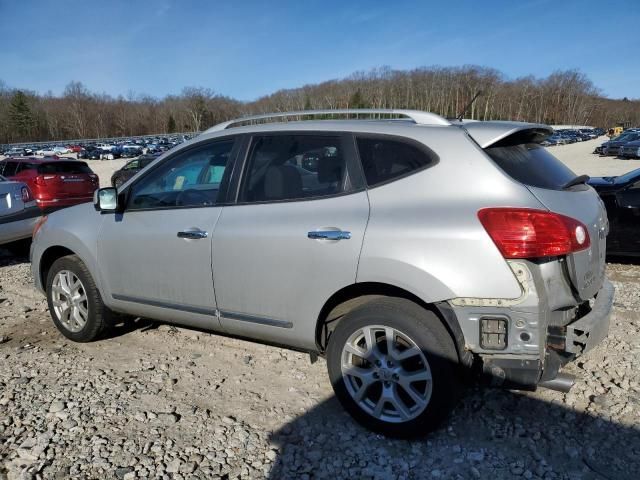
[31,110,614,437]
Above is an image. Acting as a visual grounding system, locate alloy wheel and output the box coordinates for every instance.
[341,325,432,423]
[51,270,89,333]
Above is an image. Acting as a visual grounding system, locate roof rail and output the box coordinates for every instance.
[204,109,451,133]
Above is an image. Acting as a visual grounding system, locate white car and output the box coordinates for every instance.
[0,175,40,246]
[35,146,70,156]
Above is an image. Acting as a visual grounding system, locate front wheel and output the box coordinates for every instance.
[326,298,461,438]
[46,255,112,342]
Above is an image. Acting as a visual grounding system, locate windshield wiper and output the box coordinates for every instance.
[562,174,590,190]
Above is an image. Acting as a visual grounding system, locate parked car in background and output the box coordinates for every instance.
[4,147,28,156]
[97,143,116,152]
[35,146,70,156]
[601,132,640,156]
[578,129,597,139]
[100,148,122,160]
[31,109,613,438]
[619,140,640,159]
[110,153,159,187]
[543,135,564,146]
[0,157,98,211]
[120,145,143,158]
[79,147,102,160]
[589,168,640,256]
[0,174,40,246]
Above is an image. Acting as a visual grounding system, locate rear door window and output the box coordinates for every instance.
[485,143,575,190]
[355,136,437,187]
[37,162,93,174]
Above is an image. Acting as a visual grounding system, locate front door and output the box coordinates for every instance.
[212,132,370,350]
[98,138,238,327]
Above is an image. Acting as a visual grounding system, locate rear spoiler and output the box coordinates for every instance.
[455,121,553,148]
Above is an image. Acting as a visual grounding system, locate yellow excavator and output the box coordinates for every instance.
[608,126,624,137]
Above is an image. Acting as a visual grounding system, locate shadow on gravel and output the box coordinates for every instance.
[0,244,30,266]
[102,316,158,340]
[267,376,639,479]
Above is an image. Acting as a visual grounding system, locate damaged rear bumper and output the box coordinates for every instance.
[480,279,614,390]
[564,279,614,355]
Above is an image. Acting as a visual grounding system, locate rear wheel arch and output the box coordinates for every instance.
[315,282,472,367]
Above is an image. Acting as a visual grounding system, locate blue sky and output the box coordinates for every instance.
[1,0,638,100]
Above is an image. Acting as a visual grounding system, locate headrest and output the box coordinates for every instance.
[317,155,344,184]
[264,165,303,200]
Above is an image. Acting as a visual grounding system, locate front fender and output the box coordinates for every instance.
[31,204,107,298]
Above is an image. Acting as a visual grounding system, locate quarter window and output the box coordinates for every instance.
[356,137,435,187]
[240,135,347,202]
[128,140,234,210]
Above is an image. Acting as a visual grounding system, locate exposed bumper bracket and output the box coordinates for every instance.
[564,279,614,355]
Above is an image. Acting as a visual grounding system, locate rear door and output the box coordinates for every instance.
[212,132,369,350]
[485,141,607,300]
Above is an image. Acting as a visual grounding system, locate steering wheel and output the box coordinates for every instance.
[175,188,214,206]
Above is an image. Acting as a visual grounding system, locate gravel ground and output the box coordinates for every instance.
[1,136,639,479]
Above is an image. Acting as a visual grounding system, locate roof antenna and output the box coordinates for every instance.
[455,90,483,122]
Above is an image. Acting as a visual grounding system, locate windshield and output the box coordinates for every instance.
[485,143,576,190]
[613,134,634,142]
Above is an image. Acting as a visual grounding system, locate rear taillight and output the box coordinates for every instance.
[21,186,33,202]
[478,208,590,259]
[34,175,56,185]
[89,173,99,183]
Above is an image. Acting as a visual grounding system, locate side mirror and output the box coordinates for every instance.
[94,187,118,212]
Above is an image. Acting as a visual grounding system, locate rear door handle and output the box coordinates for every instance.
[177,230,208,240]
[308,230,351,240]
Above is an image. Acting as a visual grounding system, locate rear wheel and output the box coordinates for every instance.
[326,297,461,438]
[46,255,112,342]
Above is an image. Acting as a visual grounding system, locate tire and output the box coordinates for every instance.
[326,297,461,438]
[46,254,112,342]
[113,177,124,188]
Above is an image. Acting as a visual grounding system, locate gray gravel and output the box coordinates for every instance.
[1,249,639,479]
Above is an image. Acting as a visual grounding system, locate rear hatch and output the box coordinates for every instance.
[467,123,608,301]
[37,161,98,198]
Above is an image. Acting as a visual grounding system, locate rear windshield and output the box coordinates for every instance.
[37,162,92,174]
[485,143,576,190]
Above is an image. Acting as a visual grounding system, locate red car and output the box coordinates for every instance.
[0,157,99,211]
[66,145,83,153]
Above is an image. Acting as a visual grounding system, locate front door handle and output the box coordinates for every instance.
[308,230,351,240]
[177,230,208,240]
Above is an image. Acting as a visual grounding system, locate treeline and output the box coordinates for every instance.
[1,66,639,144]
